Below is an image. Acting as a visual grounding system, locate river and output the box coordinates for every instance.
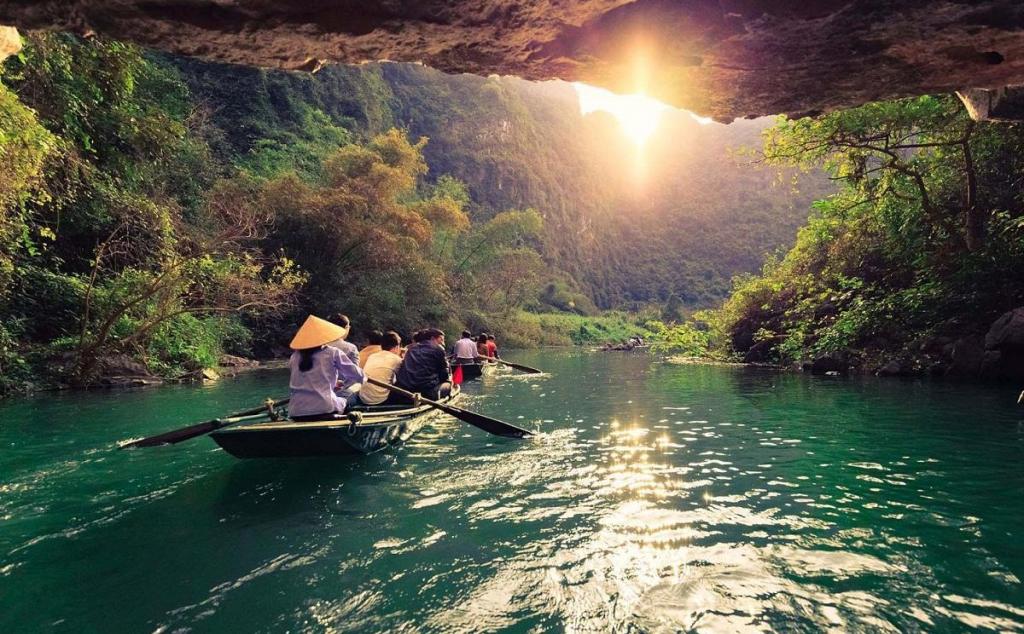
[1,350,1023,632]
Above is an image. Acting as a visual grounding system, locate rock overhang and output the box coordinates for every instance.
[1,0,1024,121]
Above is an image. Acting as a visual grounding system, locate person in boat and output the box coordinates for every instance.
[328,313,360,365]
[392,327,452,403]
[477,333,490,359]
[349,330,403,408]
[358,329,383,368]
[328,313,361,393]
[452,330,480,367]
[486,334,499,359]
[288,315,365,421]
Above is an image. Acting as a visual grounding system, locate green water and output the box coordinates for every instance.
[2,351,1023,632]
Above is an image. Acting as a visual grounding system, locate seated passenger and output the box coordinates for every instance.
[392,327,451,403]
[452,330,479,366]
[349,331,403,408]
[328,313,360,364]
[288,315,365,421]
[358,329,383,368]
[486,334,499,360]
[477,333,491,359]
[328,313,360,392]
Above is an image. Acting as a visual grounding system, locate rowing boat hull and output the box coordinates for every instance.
[455,361,497,380]
[210,387,460,458]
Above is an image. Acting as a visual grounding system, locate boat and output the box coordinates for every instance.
[210,384,462,458]
[452,360,498,380]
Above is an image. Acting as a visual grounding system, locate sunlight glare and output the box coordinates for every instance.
[574,83,670,146]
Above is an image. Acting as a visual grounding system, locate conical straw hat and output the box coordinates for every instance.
[289,315,348,350]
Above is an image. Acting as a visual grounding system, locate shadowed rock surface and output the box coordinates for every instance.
[2,1,1024,120]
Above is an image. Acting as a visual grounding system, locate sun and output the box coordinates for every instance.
[574,83,670,146]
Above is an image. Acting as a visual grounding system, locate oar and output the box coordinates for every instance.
[365,378,531,438]
[120,397,289,448]
[492,358,543,374]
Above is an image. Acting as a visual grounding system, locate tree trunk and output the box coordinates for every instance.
[962,124,984,251]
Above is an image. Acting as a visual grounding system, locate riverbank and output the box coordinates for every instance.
[0,310,653,397]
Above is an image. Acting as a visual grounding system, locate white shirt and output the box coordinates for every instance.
[453,337,478,360]
[358,350,403,405]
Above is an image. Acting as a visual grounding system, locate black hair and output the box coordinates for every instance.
[487,335,496,341]
[411,329,425,343]
[462,330,472,338]
[477,334,488,344]
[419,327,444,342]
[367,330,383,346]
[298,347,320,372]
[335,313,350,328]
[382,331,401,350]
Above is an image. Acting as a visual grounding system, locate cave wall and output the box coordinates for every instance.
[1,1,1024,120]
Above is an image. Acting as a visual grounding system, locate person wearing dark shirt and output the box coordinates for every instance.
[392,328,451,402]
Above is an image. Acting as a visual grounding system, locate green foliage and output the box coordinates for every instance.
[241,107,351,180]
[647,320,711,356]
[479,310,654,348]
[715,95,1024,369]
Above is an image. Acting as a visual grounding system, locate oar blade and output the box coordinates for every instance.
[440,403,532,438]
[121,420,222,448]
[505,361,542,374]
[120,397,289,449]
[495,360,544,374]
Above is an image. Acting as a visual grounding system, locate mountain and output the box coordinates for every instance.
[168,56,830,309]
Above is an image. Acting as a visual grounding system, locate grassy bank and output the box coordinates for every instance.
[482,310,655,348]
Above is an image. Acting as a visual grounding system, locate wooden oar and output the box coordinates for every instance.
[365,378,531,438]
[492,358,543,374]
[121,398,289,448]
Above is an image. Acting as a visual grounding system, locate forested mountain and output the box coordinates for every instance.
[168,57,829,309]
[0,33,826,392]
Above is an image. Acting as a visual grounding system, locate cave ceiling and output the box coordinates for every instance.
[2,1,1024,120]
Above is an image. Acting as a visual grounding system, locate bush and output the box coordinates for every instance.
[145,314,242,375]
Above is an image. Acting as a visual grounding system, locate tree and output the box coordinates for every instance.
[72,178,302,381]
[760,95,996,252]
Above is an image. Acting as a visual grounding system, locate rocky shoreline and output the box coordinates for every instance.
[66,354,287,393]
[731,306,1024,383]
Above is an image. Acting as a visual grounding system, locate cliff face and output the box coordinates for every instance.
[2,1,1024,120]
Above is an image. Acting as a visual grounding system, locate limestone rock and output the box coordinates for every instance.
[948,335,986,376]
[219,354,260,369]
[4,2,1024,120]
[806,351,849,375]
[96,354,151,378]
[985,307,1024,350]
[981,307,1024,380]
[742,340,772,364]
[876,359,909,377]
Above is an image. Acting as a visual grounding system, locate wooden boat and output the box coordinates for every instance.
[452,361,498,380]
[210,385,462,458]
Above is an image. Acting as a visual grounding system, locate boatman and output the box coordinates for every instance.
[392,327,452,403]
[288,315,365,421]
[451,330,479,367]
